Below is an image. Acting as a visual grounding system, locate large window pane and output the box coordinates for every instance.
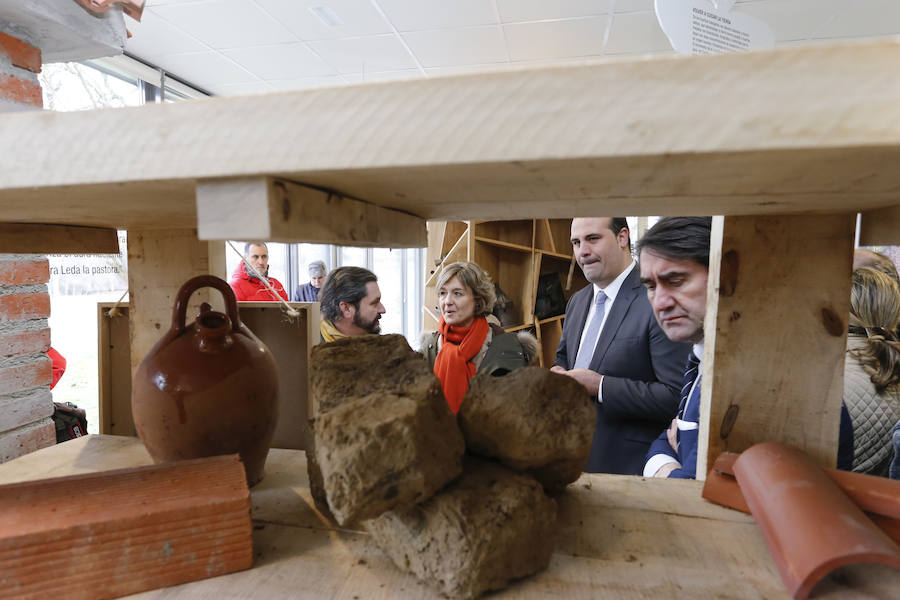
[373,249,404,337]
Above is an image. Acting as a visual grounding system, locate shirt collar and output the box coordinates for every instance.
[593,259,635,304]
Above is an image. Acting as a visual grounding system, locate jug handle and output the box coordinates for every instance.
[170,275,242,335]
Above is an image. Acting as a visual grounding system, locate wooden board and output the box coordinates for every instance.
[97,302,320,450]
[699,214,856,477]
[196,177,426,248]
[1,435,896,599]
[0,223,118,254]
[3,41,900,229]
[859,205,900,246]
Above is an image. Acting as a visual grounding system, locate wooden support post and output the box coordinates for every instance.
[0,224,118,253]
[698,214,856,479]
[127,230,219,382]
[859,205,900,246]
[196,177,426,248]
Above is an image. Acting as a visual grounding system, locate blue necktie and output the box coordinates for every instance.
[574,291,607,369]
[678,352,701,418]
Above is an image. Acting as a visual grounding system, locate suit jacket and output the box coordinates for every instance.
[554,266,690,475]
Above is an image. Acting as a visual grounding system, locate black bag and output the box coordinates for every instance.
[534,272,567,320]
[52,401,87,443]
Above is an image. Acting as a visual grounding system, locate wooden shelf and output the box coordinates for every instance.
[473,236,533,253]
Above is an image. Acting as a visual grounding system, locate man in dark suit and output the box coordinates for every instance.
[552,217,689,475]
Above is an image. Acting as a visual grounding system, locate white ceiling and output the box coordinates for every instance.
[125,0,900,96]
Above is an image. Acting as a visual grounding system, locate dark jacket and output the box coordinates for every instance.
[554,267,689,475]
[293,282,320,302]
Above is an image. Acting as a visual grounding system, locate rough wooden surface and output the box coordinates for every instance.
[0,451,252,600]
[2,41,900,229]
[0,223,118,254]
[1,435,896,599]
[699,214,855,477]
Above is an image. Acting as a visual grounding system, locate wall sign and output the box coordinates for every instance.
[655,0,775,55]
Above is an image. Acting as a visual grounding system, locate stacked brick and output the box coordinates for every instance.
[0,256,55,462]
[0,30,42,111]
[0,29,53,462]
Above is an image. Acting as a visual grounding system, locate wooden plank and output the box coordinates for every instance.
[239,302,318,450]
[699,214,855,478]
[97,303,133,436]
[196,177,426,248]
[0,223,118,254]
[859,205,900,246]
[0,453,252,599]
[3,436,897,599]
[126,230,216,381]
[2,42,900,228]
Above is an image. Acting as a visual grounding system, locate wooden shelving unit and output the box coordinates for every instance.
[425,219,588,367]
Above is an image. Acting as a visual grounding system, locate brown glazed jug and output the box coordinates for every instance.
[132,275,278,486]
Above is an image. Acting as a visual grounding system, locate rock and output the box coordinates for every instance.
[310,334,431,414]
[459,367,595,490]
[314,374,464,526]
[365,458,558,600]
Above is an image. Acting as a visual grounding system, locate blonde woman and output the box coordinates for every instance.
[840,267,900,476]
[421,261,538,414]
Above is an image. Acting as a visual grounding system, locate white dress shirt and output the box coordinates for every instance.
[574,260,636,400]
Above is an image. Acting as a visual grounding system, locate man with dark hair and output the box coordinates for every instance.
[552,217,689,474]
[638,216,713,479]
[318,266,386,341]
[229,241,288,301]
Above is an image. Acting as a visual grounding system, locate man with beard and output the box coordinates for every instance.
[552,217,689,475]
[229,241,289,301]
[318,266,386,341]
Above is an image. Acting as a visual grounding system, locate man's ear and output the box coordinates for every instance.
[338,301,354,320]
[617,227,630,250]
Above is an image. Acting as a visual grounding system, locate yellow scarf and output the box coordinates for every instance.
[320,319,348,343]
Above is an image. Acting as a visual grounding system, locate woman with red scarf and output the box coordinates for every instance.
[420,261,538,414]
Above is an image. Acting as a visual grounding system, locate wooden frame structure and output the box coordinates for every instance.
[2,39,900,595]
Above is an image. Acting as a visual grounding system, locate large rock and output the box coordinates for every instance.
[314,369,464,526]
[365,458,558,600]
[308,334,462,523]
[459,367,595,490]
[310,334,429,414]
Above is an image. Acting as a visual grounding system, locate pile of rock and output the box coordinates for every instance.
[308,334,595,599]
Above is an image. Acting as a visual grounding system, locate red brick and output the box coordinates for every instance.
[0,258,49,286]
[0,328,50,358]
[0,73,42,108]
[0,293,50,321]
[0,357,50,395]
[0,32,41,73]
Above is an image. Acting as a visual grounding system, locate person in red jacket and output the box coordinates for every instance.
[229,241,288,301]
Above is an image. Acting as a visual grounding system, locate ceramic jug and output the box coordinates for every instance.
[132,275,278,486]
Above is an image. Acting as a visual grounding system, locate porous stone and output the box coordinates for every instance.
[459,367,595,490]
[308,334,460,522]
[365,458,558,600]
[310,334,431,414]
[314,374,464,526]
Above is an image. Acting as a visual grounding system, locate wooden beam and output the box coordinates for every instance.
[0,223,118,253]
[698,214,855,478]
[196,177,426,248]
[859,205,900,246]
[2,41,900,227]
[127,230,218,381]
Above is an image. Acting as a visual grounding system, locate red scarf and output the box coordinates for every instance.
[433,316,490,414]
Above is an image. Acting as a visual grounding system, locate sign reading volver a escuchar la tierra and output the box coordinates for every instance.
[655,0,774,55]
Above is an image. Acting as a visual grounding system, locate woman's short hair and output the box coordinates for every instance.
[849,266,900,392]
[437,261,496,317]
